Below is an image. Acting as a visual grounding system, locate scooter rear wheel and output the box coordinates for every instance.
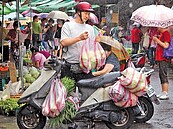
[105,108,134,129]
[17,105,46,129]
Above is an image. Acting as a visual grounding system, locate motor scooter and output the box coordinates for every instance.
[130,53,146,68]
[16,58,135,129]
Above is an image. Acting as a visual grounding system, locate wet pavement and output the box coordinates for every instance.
[0,66,173,129]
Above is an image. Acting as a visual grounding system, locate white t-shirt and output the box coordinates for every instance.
[61,21,95,63]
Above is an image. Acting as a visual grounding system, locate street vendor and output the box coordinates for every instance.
[30,46,47,69]
[60,2,96,81]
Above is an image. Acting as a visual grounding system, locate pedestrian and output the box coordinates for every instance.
[60,1,96,81]
[32,15,42,47]
[23,22,31,50]
[6,21,20,67]
[148,27,158,68]
[40,18,47,50]
[168,26,173,64]
[131,23,143,54]
[44,18,55,52]
[153,27,170,100]
[54,19,65,57]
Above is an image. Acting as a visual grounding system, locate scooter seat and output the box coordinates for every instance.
[77,72,120,89]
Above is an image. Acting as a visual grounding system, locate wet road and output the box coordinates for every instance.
[0,66,173,129]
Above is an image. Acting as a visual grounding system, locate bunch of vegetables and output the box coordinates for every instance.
[0,98,20,116]
[22,66,41,88]
[48,77,77,128]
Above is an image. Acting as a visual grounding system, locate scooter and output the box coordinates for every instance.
[16,58,135,129]
[130,53,146,68]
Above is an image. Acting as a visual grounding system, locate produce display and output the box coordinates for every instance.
[22,66,41,88]
[23,50,32,64]
[0,98,21,116]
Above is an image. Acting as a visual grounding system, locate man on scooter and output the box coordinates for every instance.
[60,2,96,81]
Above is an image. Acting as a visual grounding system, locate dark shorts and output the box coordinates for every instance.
[158,61,169,84]
[61,62,93,82]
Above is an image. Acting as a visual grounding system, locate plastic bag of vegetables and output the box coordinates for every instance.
[80,38,106,73]
[42,79,67,117]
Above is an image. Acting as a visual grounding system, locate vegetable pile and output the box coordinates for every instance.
[0,98,21,116]
[22,66,41,88]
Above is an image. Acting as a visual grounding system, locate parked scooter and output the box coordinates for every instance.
[130,53,146,68]
[16,58,135,129]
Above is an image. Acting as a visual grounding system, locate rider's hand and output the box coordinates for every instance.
[80,32,88,40]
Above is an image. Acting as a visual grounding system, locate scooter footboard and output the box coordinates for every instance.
[29,74,57,110]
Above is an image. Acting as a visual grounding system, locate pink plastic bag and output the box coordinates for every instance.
[109,81,138,107]
[120,67,147,96]
[80,38,106,73]
[42,79,67,117]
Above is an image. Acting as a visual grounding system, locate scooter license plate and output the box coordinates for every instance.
[147,85,155,97]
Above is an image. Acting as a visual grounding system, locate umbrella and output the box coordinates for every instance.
[4,12,26,20]
[130,5,173,28]
[100,36,130,61]
[24,12,38,17]
[100,36,122,50]
[38,13,48,18]
[89,13,99,25]
[47,11,69,20]
[21,9,38,15]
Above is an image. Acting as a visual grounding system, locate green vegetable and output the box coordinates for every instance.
[48,100,77,129]
[61,77,75,94]
[0,98,21,116]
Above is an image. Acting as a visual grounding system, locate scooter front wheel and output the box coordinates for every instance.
[17,105,47,129]
[105,108,134,129]
[135,96,154,123]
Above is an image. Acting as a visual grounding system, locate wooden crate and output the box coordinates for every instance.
[8,62,17,83]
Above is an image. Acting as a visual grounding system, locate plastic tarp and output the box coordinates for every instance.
[41,1,76,11]
[0,4,12,15]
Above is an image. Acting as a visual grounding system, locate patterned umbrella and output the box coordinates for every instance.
[131,5,173,28]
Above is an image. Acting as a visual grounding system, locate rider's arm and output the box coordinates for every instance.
[61,32,88,46]
[92,64,114,76]
[61,37,81,46]
[60,22,89,46]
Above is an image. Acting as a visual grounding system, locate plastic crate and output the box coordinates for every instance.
[0,71,8,79]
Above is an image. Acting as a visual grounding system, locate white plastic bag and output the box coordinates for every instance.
[0,84,10,100]
[120,67,147,96]
[80,38,106,73]
[109,81,138,107]
[42,79,67,117]
[9,80,22,95]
